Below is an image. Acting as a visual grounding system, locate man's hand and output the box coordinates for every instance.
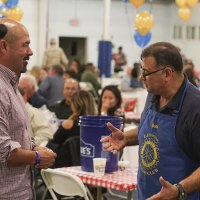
[100,122,126,154]
[34,148,57,169]
[33,146,47,151]
[147,176,179,200]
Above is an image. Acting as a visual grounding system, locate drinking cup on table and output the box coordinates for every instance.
[93,158,106,177]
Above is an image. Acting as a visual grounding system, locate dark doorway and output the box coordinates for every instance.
[59,37,87,66]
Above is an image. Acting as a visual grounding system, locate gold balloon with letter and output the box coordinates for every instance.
[178,7,191,21]
[187,0,198,7]
[134,11,154,36]
[176,0,187,7]
[130,0,145,8]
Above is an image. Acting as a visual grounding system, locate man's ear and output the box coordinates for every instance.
[0,40,8,54]
[165,67,174,81]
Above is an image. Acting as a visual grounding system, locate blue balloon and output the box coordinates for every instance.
[5,0,19,8]
[134,31,152,48]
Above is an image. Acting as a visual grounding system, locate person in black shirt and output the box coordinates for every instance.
[47,90,97,167]
[48,78,80,119]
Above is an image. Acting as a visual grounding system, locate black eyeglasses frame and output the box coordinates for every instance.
[142,66,167,78]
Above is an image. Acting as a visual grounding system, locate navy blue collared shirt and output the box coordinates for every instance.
[143,77,200,164]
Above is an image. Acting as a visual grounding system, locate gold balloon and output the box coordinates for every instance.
[6,6,23,21]
[187,0,198,7]
[1,0,7,3]
[178,7,191,21]
[134,11,154,36]
[176,0,187,7]
[129,0,145,8]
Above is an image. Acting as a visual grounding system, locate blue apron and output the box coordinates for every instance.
[137,81,199,199]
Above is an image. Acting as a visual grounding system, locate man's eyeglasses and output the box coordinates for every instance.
[141,67,167,78]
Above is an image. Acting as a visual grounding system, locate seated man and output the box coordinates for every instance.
[48,78,80,119]
[19,87,53,146]
[19,74,47,108]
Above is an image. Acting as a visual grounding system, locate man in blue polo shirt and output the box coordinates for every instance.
[101,42,200,200]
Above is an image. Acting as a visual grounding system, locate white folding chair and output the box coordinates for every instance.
[41,168,93,200]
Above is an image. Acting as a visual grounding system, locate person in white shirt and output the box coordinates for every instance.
[19,86,53,146]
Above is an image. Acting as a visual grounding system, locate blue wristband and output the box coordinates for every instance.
[35,151,41,168]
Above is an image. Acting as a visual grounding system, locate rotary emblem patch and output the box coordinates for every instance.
[139,132,160,175]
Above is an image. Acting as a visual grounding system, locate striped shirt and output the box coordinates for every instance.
[0,65,35,200]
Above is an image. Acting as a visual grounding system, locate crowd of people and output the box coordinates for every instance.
[1,18,200,200]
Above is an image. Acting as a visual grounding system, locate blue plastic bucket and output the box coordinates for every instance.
[79,115,122,173]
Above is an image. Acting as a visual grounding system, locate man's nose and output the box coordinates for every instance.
[28,47,33,56]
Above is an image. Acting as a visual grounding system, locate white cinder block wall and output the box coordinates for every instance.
[19,0,200,71]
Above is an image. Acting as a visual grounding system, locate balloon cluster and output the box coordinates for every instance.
[127,0,153,47]
[176,0,198,21]
[0,0,23,21]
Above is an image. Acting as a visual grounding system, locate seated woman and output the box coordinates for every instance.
[47,90,97,153]
[98,85,123,117]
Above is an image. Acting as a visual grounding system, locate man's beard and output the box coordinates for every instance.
[20,61,28,73]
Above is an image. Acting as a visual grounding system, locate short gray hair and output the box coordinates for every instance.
[20,73,38,90]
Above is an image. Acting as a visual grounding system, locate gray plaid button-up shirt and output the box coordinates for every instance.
[0,65,35,200]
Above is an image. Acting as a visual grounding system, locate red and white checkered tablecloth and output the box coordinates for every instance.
[56,166,137,191]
